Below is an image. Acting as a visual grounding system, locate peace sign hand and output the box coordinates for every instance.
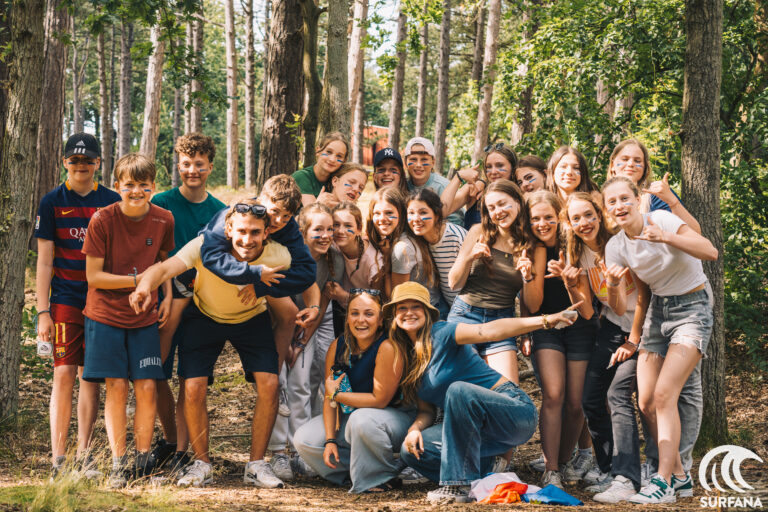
[545,250,566,278]
[599,260,630,287]
[642,172,675,205]
[636,217,666,243]
[516,249,533,282]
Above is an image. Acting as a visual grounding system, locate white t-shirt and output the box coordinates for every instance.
[429,222,468,304]
[605,210,707,297]
[392,233,440,306]
[580,246,637,333]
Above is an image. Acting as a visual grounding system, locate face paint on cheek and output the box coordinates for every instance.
[347,229,355,234]
[336,158,343,163]
[548,221,557,225]
[121,189,131,193]
[310,236,322,239]
[574,171,582,176]
[527,178,536,183]
[143,189,152,193]
[387,215,398,220]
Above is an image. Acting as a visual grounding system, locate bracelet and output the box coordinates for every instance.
[309,305,320,310]
[606,280,620,288]
[331,386,342,401]
[324,439,338,447]
[626,339,639,348]
[36,309,51,318]
[476,179,488,188]
[523,276,534,283]
[130,267,138,287]
[541,315,551,329]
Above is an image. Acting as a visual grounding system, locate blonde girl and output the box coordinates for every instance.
[317,163,368,209]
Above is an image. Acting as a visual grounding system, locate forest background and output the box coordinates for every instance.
[0,0,766,497]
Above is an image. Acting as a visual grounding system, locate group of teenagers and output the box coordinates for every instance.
[36,129,716,505]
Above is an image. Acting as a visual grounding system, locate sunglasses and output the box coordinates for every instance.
[484,142,505,153]
[233,203,267,217]
[350,288,382,299]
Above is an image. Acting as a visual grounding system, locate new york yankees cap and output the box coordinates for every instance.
[373,147,404,168]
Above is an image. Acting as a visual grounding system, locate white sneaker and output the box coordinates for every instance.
[244,459,284,488]
[541,469,565,490]
[563,451,594,481]
[270,454,293,481]
[584,468,612,491]
[594,475,636,503]
[640,461,653,487]
[177,459,213,487]
[529,454,546,472]
[399,466,429,485]
[629,475,675,504]
[278,388,290,417]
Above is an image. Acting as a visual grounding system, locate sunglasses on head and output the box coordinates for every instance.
[233,203,267,217]
[350,288,382,299]
[483,142,505,153]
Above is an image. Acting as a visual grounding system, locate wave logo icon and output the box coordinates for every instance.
[699,445,763,493]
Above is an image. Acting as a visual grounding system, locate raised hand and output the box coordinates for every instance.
[458,163,480,183]
[546,250,566,278]
[642,172,676,205]
[316,185,339,208]
[636,216,666,243]
[599,260,630,287]
[561,263,581,289]
[260,265,285,287]
[470,240,492,261]
[516,249,533,282]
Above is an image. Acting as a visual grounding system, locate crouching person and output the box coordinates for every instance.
[130,199,293,488]
[293,289,414,493]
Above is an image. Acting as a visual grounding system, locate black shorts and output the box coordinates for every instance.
[532,315,598,361]
[178,302,278,382]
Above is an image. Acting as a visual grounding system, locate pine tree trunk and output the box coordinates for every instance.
[225,0,239,188]
[681,0,726,449]
[472,0,501,162]
[189,17,204,132]
[0,0,45,418]
[35,0,69,220]
[510,1,537,145]
[244,0,256,188]
[317,0,350,140]
[258,0,304,187]
[118,21,133,157]
[108,24,116,170]
[98,30,114,184]
[299,0,322,168]
[415,23,428,138]
[184,21,193,134]
[471,2,486,84]
[139,24,166,160]
[0,4,8,133]
[348,0,368,122]
[387,8,407,150]
[433,0,451,174]
[353,68,365,161]
[172,87,182,187]
[71,21,84,134]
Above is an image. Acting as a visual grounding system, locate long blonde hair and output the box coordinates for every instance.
[563,192,616,267]
[298,203,337,281]
[526,190,566,256]
[390,306,434,405]
[607,139,653,212]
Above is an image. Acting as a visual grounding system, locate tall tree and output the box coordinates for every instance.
[107,24,117,180]
[348,0,368,125]
[433,0,451,173]
[225,0,239,188]
[509,0,538,145]
[415,23,428,138]
[472,0,501,161]
[681,0,726,447]
[244,0,256,188]
[34,0,69,220]
[70,20,90,134]
[317,0,350,140]
[0,1,8,133]
[258,0,304,187]
[0,0,45,418]
[117,20,133,157]
[172,87,182,187]
[184,21,193,134]
[387,7,407,150]
[139,23,166,160]
[186,16,204,134]
[470,2,486,84]
[299,0,323,167]
[353,67,365,160]
[97,30,114,183]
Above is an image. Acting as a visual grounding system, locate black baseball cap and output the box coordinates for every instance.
[64,133,101,159]
[373,147,403,168]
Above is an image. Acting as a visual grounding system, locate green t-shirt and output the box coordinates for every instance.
[292,166,324,197]
[151,187,227,256]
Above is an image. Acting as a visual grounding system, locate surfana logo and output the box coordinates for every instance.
[699,445,763,493]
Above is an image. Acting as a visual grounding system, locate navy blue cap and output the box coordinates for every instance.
[373,147,403,168]
[64,133,101,159]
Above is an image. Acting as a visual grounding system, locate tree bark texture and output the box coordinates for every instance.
[299,0,322,167]
[348,0,368,120]
[184,21,193,134]
[172,87,182,187]
[0,1,8,135]
[189,17,204,133]
[387,8,407,150]
[225,0,239,188]
[433,0,451,173]
[139,24,166,161]
[98,30,114,185]
[471,2,486,84]
[244,0,256,188]
[118,20,133,158]
[70,20,89,134]
[415,23,428,138]
[0,0,45,418]
[258,0,304,187]
[317,0,350,141]
[34,0,69,222]
[472,0,501,162]
[510,1,537,145]
[681,0,726,448]
[353,66,365,162]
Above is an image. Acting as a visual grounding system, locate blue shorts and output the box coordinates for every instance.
[178,303,278,382]
[447,297,517,356]
[82,317,164,382]
[532,315,597,361]
[641,287,712,356]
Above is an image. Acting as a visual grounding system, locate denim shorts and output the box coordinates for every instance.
[641,286,713,357]
[82,317,164,382]
[447,296,517,356]
[532,315,597,361]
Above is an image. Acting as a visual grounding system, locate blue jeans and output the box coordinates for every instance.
[399,381,537,485]
[447,297,517,356]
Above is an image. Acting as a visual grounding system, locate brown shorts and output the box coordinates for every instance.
[51,303,85,367]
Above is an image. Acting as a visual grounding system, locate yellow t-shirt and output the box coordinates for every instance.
[175,235,291,324]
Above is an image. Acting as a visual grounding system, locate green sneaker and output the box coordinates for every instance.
[671,472,693,497]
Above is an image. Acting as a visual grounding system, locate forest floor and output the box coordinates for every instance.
[2,183,766,511]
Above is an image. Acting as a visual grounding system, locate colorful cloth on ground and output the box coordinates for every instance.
[523,484,583,506]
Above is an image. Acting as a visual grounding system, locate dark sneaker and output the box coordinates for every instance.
[108,464,132,489]
[167,451,192,477]
[134,451,157,479]
[426,485,473,504]
[150,439,177,467]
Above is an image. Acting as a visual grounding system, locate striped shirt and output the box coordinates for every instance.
[34,181,121,309]
[429,222,467,304]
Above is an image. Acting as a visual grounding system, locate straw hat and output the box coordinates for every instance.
[383,282,440,321]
